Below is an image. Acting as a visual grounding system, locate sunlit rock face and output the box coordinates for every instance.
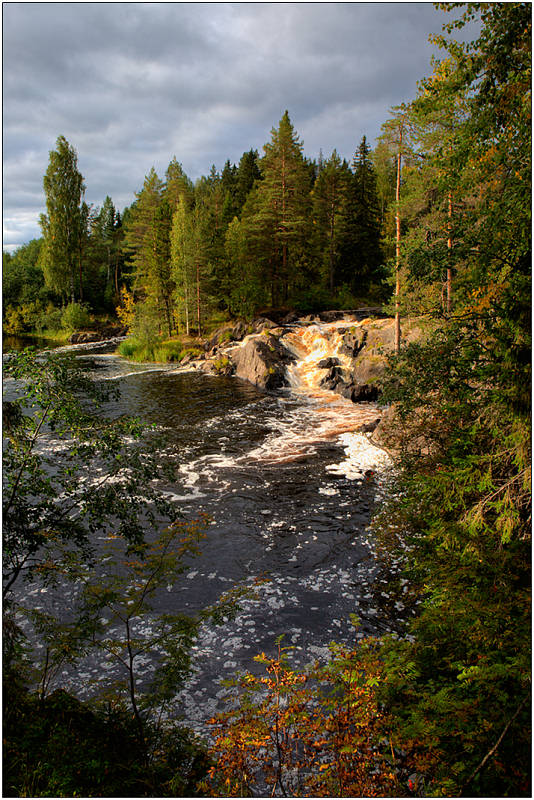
[200,312,406,402]
[232,333,296,390]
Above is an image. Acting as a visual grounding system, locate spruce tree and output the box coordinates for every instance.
[244,111,312,306]
[234,149,261,214]
[311,149,352,293]
[164,158,194,211]
[123,168,174,335]
[350,136,383,294]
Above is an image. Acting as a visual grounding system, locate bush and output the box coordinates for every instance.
[61,302,92,332]
[3,685,209,797]
[35,303,63,334]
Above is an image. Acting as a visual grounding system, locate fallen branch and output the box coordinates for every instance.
[461,693,530,793]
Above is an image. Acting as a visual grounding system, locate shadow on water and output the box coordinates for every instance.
[11,345,411,735]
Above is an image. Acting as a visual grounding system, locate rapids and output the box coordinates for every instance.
[5,324,412,736]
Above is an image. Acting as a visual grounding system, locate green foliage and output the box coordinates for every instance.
[365,8,532,795]
[39,136,86,304]
[61,301,92,332]
[3,684,209,797]
[2,351,241,797]
[2,349,176,600]
[117,336,202,363]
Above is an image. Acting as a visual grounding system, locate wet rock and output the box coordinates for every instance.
[250,317,279,333]
[204,324,235,352]
[280,311,300,325]
[370,405,399,448]
[320,365,345,390]
[69,331,102,344]
[335,381,356,400]
[356,418,380,433]
[339,329,367,358]
[350,383,380,402]
[180,352,196,366]
[317,357,341,369]
[232,334,295,390]
[198,359,217,374]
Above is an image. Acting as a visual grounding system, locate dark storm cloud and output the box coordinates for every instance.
[3,2,455,250]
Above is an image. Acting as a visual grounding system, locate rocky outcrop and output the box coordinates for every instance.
[189,312,422,405]
[204,317,278,355]
[231,333,296,390]
[69,331,102,344]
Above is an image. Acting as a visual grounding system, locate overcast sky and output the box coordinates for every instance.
[4,2,459,251]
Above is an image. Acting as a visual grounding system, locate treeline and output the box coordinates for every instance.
[3,116,395,339]
[2,3,531,796]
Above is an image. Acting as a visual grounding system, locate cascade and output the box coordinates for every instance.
[283,321,356,396]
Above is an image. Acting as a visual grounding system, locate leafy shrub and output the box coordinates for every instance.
[3,306,25,335]
[203,638,399,797]
[61,302,91,332]
[35,303,63,334]
[3,685,209,797]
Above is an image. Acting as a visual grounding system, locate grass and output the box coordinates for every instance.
[117,337,203,363]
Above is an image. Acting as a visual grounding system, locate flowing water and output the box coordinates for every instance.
[5,326,411,735]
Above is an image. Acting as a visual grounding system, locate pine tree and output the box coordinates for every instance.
[170,196,211,337]
[123,168,174,335]
[234,149,261,214]
[150,197,174,337]
[123,168,164,288]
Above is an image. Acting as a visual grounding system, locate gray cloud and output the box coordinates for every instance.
[3,2,465,250]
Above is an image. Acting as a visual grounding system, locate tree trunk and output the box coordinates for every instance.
[196,263,201,338]
[329,199,335,292]
[395,134,403,353]
[447,189,453,314]
[185,279,190,336]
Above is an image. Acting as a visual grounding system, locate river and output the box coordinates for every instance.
[5,331,411,736]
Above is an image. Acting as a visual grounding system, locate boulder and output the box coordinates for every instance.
[349,383,380,402]
[280,311,301,325]
[250,316,279,333]
[320,365,345,390]
[317,357,341,369]
[339,329,367,358]
[232,334,295,390]
[69,331,101,344]
[204,324,235,352]
[356,418,380,434]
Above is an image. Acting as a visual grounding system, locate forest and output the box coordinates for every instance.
[3,3,531,797]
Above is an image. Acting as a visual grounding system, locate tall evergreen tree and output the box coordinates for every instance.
[123,168,164,289]
[350,136,383,292]
[150,197,174,336]
[243,111,313,306]
[311,150,351,293]
[123,168,174,334]
[164,158,194,211]
[39,136,86,304]
[234,149,261,214]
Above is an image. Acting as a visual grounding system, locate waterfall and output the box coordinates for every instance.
[283,321,356,396]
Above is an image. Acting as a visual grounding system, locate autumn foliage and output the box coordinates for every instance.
[202,638,401,797]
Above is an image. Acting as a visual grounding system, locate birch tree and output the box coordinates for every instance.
[39,136,86,304]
